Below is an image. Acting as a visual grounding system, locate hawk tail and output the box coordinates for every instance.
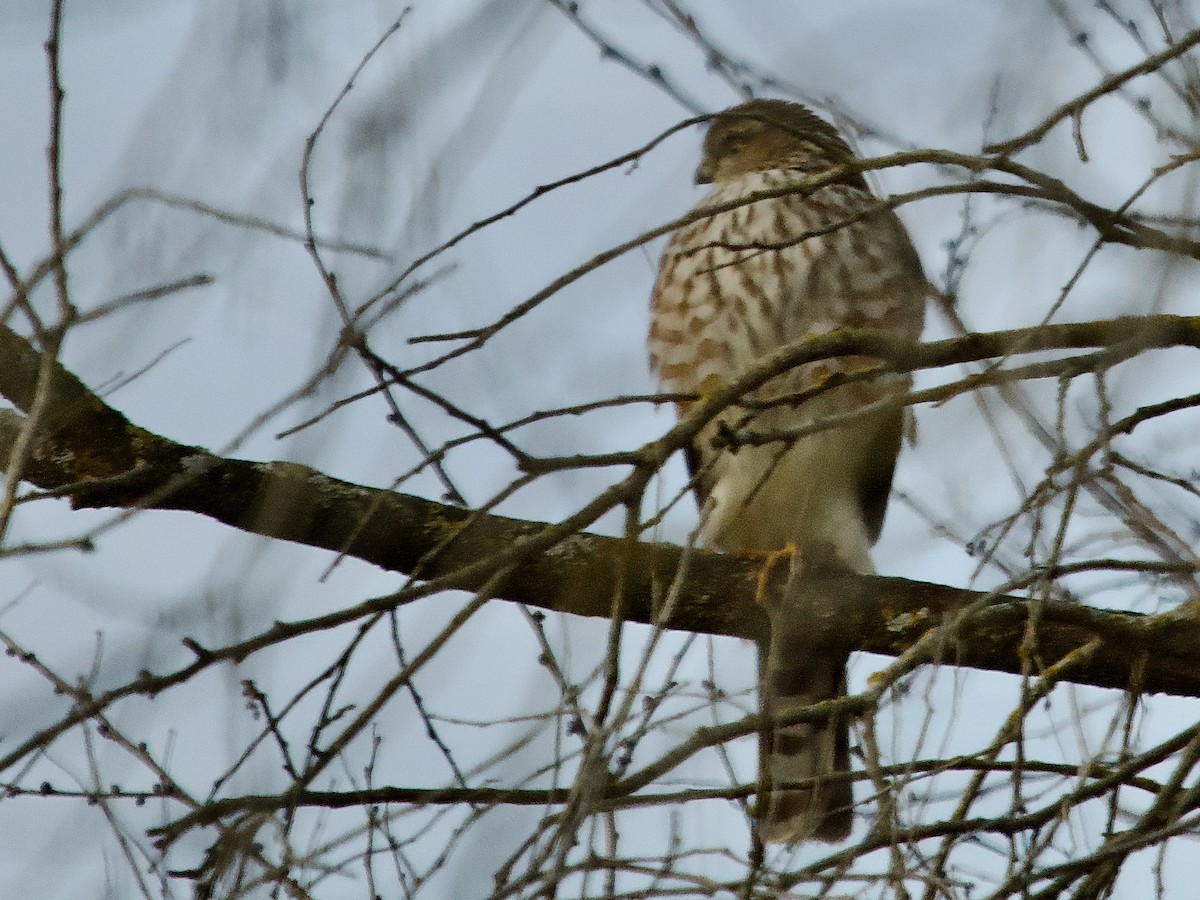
[759,651,853,843]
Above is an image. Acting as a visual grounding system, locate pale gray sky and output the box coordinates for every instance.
[0,2,1195,896]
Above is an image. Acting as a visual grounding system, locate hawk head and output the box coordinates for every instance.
[695,99,865,189]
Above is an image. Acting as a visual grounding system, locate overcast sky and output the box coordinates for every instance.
[0,2,1196,896]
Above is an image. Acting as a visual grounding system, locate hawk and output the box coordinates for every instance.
[648,99,927,843]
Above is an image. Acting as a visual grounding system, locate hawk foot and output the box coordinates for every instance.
[748,541,799,607]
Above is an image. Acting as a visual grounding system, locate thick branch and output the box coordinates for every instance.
[2,321,1200,698]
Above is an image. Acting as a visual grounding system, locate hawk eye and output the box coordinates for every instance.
[720,129,752,155]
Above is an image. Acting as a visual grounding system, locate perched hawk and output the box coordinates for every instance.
[648,99,927,842]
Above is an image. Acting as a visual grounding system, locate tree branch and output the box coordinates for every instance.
[2,320,1199,705]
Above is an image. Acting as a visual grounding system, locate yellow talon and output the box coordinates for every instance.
[753,541,798,606]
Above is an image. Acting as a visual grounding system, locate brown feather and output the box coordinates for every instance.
[648,99,928,844]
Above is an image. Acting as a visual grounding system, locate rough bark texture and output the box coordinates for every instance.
[2,321,1199,699]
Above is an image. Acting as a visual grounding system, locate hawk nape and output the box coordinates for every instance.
[648,99,928,843]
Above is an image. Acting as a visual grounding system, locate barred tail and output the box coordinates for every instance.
[759,649,853,843]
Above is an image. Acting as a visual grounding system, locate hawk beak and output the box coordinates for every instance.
[694,161,713,185]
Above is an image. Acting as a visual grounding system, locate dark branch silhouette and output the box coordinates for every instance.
[2,319,1198,708]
